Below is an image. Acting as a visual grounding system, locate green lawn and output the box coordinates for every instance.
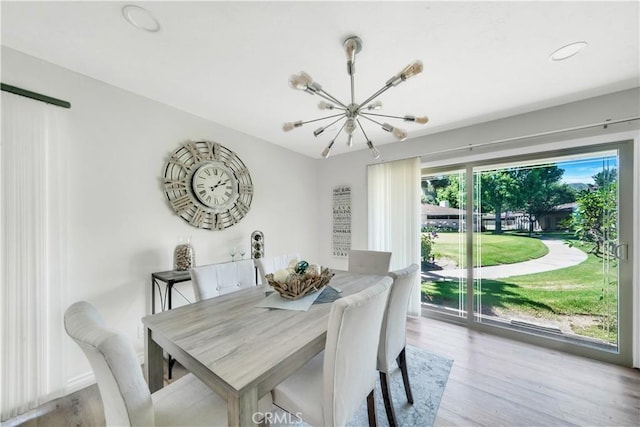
[430,232,549,267]
[422,243,618,343]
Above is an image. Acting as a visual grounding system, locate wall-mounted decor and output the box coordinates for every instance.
[251,230,264,259]
[332,185,351,257]
[163,140,253,230]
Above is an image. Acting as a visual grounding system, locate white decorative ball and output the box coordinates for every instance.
[288,258,300,269]
[273,269,290,283]
[306,264,321,276]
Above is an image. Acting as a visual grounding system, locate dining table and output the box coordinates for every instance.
[142,269,387,427]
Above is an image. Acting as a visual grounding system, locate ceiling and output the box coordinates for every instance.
[2,1,638,159]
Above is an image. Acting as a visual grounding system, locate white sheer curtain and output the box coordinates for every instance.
[368,157,421,316]
[1,92,67,420]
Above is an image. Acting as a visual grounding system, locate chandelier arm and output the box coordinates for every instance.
[315,115,348,136]
[360,112,407,121]
[359,114,386,127]
[317,89,349,109]
[356,84,393,110]
[355,119,370,140]
[327,105,348,111]
[296,113,346,126]
[332,121,348,142]
[350,73,355,105]
[321,121,348,158]
[357,119,381,159]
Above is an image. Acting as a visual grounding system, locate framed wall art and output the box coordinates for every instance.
[332,185,351,257]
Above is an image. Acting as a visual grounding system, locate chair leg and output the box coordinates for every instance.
[396,347,414,404]
[379,371,398,427]
[367,389,377,427]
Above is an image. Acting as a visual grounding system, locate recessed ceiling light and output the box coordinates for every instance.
[122,5,160,33]
[549,41,588,61]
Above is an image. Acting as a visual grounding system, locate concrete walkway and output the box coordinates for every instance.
[423,238,588,280]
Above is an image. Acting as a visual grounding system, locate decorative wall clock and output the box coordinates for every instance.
[162,140,253,230]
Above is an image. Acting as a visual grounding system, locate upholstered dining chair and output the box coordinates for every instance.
[64,301,271,426]
[272,277,393,427]
[190,258,256,301]
[254,253,301,285]
[348,249,392,275]
[378,263,420,427]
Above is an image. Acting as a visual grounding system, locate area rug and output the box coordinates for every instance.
[271,345,453,427]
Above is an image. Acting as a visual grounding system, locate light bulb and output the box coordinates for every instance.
[313,127,325,137]
[298,71,313,85]
[321,140,335,158]
[392,127,408,141]
[366,101,382,110]
[382,123,407,141]
[344,38,358,63]
[288,72,314,91]
[282,121,302,132]
[347,134,353,147]
[345,118,356,134]
[386,60,424,87]
[367,141,380,159]
[318,101,334,110]
[400,60,423,80]
[403,115,429,125]
[288,74,307,91]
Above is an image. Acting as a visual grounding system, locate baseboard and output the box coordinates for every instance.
[65,371,95,394]
[65,351,145,394]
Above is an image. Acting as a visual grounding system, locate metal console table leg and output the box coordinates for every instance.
[150,270,192,380]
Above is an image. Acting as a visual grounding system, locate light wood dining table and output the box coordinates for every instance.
[142,270,387,427]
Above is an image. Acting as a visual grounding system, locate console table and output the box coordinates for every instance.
[151,269,192,314]
[150,269,192,378]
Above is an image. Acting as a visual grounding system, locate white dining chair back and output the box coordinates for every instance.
[377,263,420,426]
[64,301,271,427]
[254,253,300,285]
[348,249,392,275]
[65,301,153,426]
[324,278,392,425]
[272,277,392,426]
[190,259,256,301]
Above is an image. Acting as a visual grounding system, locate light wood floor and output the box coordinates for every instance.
[4,316,639,426]
[407,317,640,427]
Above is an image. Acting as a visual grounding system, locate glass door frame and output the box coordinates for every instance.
[420,140,634,366]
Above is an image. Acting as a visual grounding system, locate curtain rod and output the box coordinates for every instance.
[422,116,639,157]
[1,83,71,109]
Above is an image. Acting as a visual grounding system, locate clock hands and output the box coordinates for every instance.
[210,178,229,191]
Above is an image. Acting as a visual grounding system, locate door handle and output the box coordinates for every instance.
[613,242,628,261]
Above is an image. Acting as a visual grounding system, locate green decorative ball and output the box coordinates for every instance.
[295,260,309,274]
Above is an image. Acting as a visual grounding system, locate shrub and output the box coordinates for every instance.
[421,231,438,262]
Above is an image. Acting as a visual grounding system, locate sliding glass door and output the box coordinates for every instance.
[421,142,633,363]
[420,169,467,317]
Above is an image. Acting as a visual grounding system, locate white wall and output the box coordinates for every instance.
[1,47,320,390]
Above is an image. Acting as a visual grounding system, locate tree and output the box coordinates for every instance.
[593,168,617,189]
[436,175,463,208]
[572,181,617,256]
[422,176,450,205]
[511,165,576,235]
[478,170,518,233]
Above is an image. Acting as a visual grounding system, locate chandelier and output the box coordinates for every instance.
[283,35,428,159]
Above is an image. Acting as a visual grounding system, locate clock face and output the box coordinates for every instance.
[162,140,253,230]
[192,164,237,210]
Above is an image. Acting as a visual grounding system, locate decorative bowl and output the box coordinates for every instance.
[266,267,334,300]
